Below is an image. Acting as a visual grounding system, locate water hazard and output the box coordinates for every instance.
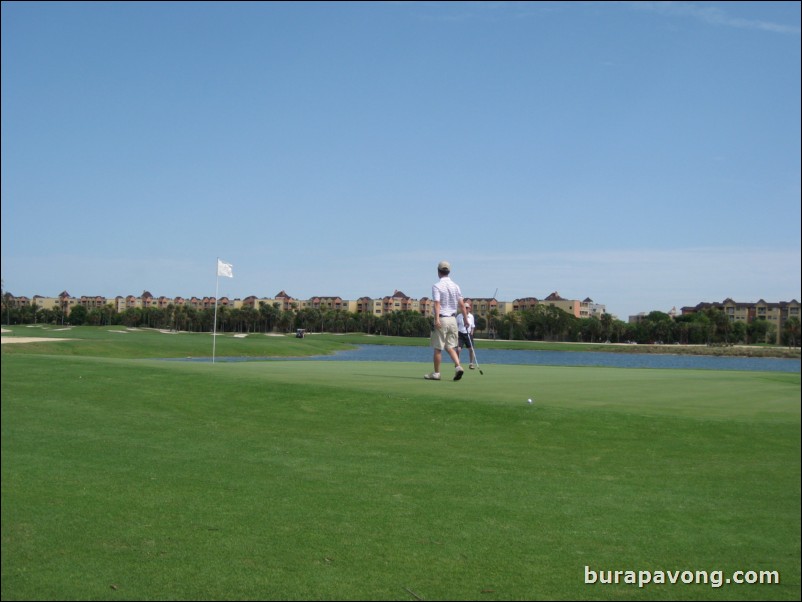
[178,344,800,373]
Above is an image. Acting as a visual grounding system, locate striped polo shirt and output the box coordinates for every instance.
[432,276,463,316]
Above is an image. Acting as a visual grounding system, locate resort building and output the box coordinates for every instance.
[681,298,800,344]
[7,289,611,323]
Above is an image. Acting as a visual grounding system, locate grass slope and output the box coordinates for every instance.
[3,325,799,359]
[2,333,800,601]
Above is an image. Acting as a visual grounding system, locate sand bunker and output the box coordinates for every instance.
[1,336,75,344]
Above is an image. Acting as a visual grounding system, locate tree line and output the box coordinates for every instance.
[490,304,799,347]
[3,294,799,347]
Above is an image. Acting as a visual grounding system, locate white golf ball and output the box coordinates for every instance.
[527,398,533,404]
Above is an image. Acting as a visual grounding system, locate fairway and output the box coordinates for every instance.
[1,331,800,601]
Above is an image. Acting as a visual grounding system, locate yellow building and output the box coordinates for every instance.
[681,298,800,344]
[10,289,605,328]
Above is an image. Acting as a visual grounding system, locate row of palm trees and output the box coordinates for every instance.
[1,298,435,337]
[3,293,799,346]
[499,303,799,346]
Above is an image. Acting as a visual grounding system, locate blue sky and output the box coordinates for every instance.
[2,1,800,319]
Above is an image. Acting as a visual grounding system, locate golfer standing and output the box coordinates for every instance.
[457,299,477,370]
[425,261,469,381]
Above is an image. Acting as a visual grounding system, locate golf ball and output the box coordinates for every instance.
[527,398,533,404]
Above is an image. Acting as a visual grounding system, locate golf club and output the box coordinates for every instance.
[465,330,484,375]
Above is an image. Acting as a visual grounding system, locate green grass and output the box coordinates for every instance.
[0,325,355,359]
[5,324,799,359]
[2,329,800,600]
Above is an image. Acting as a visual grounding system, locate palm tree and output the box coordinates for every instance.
[486,308,500,339]
[784,317,800,347]
[278,310,295,333]
[258,301,280,333]
[503,311,522,340]
[2,286,13,325]
[600,313,613,342]
[359,311,377,335]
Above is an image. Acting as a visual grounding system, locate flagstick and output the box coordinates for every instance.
[212,258,233,363]
[212,259,220,363]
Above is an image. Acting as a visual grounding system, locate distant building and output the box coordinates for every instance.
[512,297,540,312]
[629,306,678,324]
[307,296,345,311]
[5,289,606,327]
[681,298,800,344]
[581,297,607,319]
[508,292,607,319]
[468,297,502,322]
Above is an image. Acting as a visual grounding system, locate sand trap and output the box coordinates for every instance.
[1,337,75,344]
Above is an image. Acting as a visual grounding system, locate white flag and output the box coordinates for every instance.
[217,259,233,278]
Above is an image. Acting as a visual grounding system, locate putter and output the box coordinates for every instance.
[465,330,484,375]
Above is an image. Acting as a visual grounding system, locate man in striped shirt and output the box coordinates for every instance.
[425,260,470,381]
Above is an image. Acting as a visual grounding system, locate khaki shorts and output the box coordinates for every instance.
[432,316,459,350]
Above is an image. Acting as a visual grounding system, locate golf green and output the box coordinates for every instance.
[2,332,800,600]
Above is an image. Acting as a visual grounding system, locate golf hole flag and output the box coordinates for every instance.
[217,259,233,278]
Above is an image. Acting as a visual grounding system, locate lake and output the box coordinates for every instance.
[198,344,801,373]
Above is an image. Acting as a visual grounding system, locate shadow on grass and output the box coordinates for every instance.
[353,373,424,381]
